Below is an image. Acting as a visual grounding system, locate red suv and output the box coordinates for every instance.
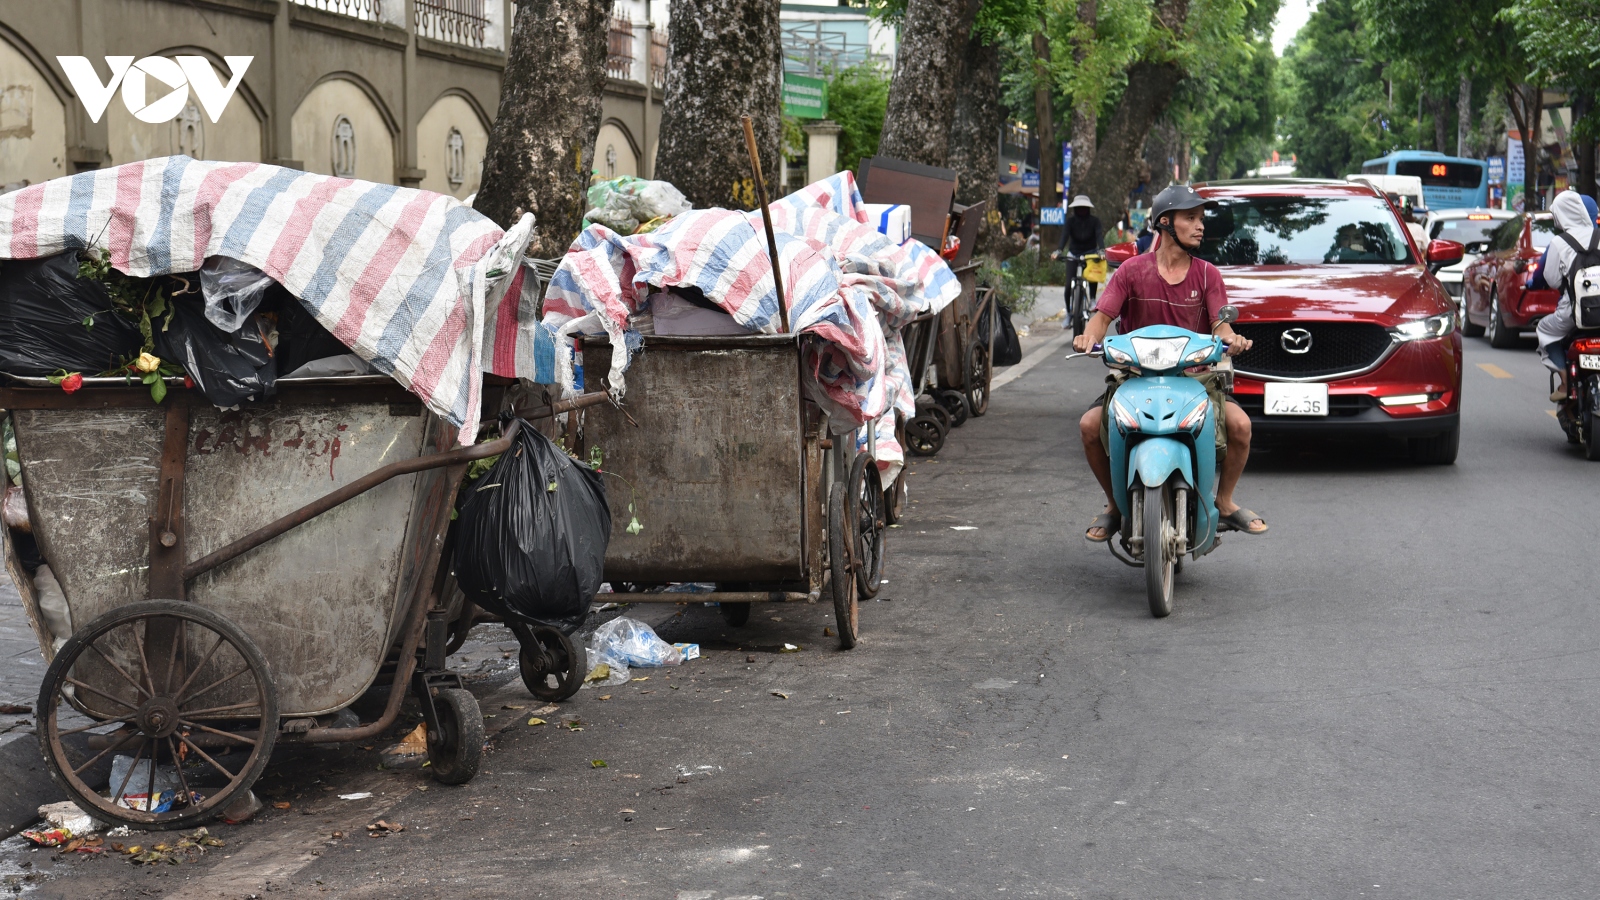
[1459,212,1560,348]
[1111,180,1465,463]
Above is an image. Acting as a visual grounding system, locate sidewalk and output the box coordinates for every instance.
[0,581,40,748]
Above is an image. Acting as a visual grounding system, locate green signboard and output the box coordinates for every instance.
[782,75,829,120]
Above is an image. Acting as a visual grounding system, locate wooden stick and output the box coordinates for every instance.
[741,114,789,334]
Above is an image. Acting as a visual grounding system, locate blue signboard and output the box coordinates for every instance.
[1039,207,1065,226]
[1022,171,1039,189]
[1486,155,1505,185]
[1063,142,1073,195]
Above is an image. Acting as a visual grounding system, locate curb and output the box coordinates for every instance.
[0,732,63,839]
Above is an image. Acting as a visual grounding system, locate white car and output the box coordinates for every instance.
[1422,208,1517,302]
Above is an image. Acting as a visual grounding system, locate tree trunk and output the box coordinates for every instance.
[1031,27,1061,251]
[1429,94,1449,153]
[1506,82,1543,210]
[653,0,783,210]
[948,30,1001,255]
[1068,0,1098,197]
[1572,88,1596,201]
[877,0,982,168]
[1082,60,1186,219]
[475,0,610,257]
[1456,73,1472,158]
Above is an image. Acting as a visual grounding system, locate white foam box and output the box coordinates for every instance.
[862,203,912,243]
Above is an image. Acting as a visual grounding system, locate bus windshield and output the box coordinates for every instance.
[1196,196,1415,266]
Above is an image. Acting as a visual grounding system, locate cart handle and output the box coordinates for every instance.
[182,419,522,583]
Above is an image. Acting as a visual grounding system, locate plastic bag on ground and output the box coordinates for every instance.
[452,419,611,633]
[979,303,1023,366]
[155,300,276,408]
[584,616,682,687]
[0,253,143,376]
[199,256,277,332]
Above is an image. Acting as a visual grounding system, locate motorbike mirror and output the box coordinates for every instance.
[1214,305,1239,326]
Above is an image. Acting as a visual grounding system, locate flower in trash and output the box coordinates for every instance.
[626,516,643,535]
[134,352,162,373]
[183,376,194,389]
[52,372,84,393]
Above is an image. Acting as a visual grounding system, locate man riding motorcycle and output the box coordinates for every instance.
[1536,190,1600,399]
[1073,184,1268,541]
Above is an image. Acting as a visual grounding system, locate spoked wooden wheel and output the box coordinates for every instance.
[966,342,992,417]
[827,482,860,649]
[848,452,886,599]
[37,600,278,830]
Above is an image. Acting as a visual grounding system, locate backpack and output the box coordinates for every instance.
[1557,229,1600,330]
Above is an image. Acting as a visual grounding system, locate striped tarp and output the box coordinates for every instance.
[543,171,959,446]
[0,156,535,445]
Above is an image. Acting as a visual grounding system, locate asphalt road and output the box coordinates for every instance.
[7,328,1599,899]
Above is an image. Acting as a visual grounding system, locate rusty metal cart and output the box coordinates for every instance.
[574,334,885,649]
[0,374,603,829]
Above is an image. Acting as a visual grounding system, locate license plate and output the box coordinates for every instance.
[1580,353,1600,371]
[1263,382,1329,416]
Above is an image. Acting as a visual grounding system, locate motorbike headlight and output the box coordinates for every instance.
[1178,399,1209,432]
[1129,337,1189,371]
[1390,312,1455,342]
[1110,396,1140,433]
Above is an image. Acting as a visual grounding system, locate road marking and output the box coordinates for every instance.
[1477,363,1514,379]
[991,332,1075,391]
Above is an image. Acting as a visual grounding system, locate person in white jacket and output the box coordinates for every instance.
[1535,190,1599,399]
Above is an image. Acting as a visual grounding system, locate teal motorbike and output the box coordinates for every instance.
[1070,306,1239,617]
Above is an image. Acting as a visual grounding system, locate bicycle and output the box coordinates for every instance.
[1057,251,1104,338]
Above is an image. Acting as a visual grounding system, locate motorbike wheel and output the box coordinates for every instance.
[1583,388,1600,461]
[1143,482,1176,618]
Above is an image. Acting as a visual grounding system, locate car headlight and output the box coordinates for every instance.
[1129,337,1189,370]
[1110,396,1140,433]
[1390,312,1455,342]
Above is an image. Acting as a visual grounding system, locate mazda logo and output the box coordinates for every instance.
[1280,327,1313,354]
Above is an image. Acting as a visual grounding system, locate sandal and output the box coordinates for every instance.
[1219,508,1268,535]
[1085,509,1121,543]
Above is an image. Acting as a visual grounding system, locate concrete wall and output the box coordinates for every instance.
[416,91,486,199]
[291,77,394,182]
[0,34,67,189]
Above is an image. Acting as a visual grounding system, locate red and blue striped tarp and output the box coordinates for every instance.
[0,156,535,445]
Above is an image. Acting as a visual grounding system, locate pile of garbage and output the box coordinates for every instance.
[582,177,691,236]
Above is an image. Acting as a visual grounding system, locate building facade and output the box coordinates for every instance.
[0,0,665,200]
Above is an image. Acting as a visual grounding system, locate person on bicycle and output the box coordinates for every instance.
[1052,195,1105,328]
[1071,184,1267,541]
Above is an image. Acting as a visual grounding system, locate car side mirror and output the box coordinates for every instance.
[1105,241,1139,266]
[1426,239,1465,273]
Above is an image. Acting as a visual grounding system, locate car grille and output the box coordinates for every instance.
[1234,393,1376,418]
[1232,322,1394,380]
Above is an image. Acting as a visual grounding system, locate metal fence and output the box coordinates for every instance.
[417,0,489,47]
[290,0,381,21]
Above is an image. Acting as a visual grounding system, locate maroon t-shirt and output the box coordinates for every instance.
[1096,251,1227,334]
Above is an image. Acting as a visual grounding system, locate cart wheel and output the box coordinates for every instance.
[848,452,886,599]
[519,626,586,702]
[36,600,278,830]
[425,688,484,785]
[966,342,992,417]
[719,602,752,627]
[936,390,970,427]
[828,483,860,649]
[905,416,945,456]
[925,403,953,433]
[883,467,907,525]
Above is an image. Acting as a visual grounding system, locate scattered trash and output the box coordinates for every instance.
[20,828,72,847]
[583,177,691,236]
[338,792,374,801]
[221,790,263,825]
[771,691,789,699]
[116,828,225,866]
[0,703,30,715]
[951,526,977,531]
[38,800,99,835]
[109,755,185,812]
[379,723,429,767]
[746,655,757,663]
[599,695,612,701]
[534,704,560,715]
[631,676,650,682]
[526,717,547,727]
[823,627,835,637]
[780,643,801,653]
[198,256,276,332]
[591,759,608,768]
[672,643,700,661]
[584,616,683,687]
[501,704,526,710]
[454,420,610,632]
[366,820,404,838]
[665,582,716,594]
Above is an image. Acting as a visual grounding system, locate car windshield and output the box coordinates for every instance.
[1430,217,1503,247]
[1195,196,1415,265]
[1529,216,1557,249]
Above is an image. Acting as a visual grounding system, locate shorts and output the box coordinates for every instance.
[1093,371,1230,456]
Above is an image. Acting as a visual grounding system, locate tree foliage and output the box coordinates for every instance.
[1277,0,1391,178]
[1502,0,1600,138]
[828,64,893,172]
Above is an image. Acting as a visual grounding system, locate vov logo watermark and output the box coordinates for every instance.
[57,56,252,124]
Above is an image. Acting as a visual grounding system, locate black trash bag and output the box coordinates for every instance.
[453,421,611,633]
[0,253,144,376]
[273,289,353,376]
[979,302,1023,366]
[155,299,276,407]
